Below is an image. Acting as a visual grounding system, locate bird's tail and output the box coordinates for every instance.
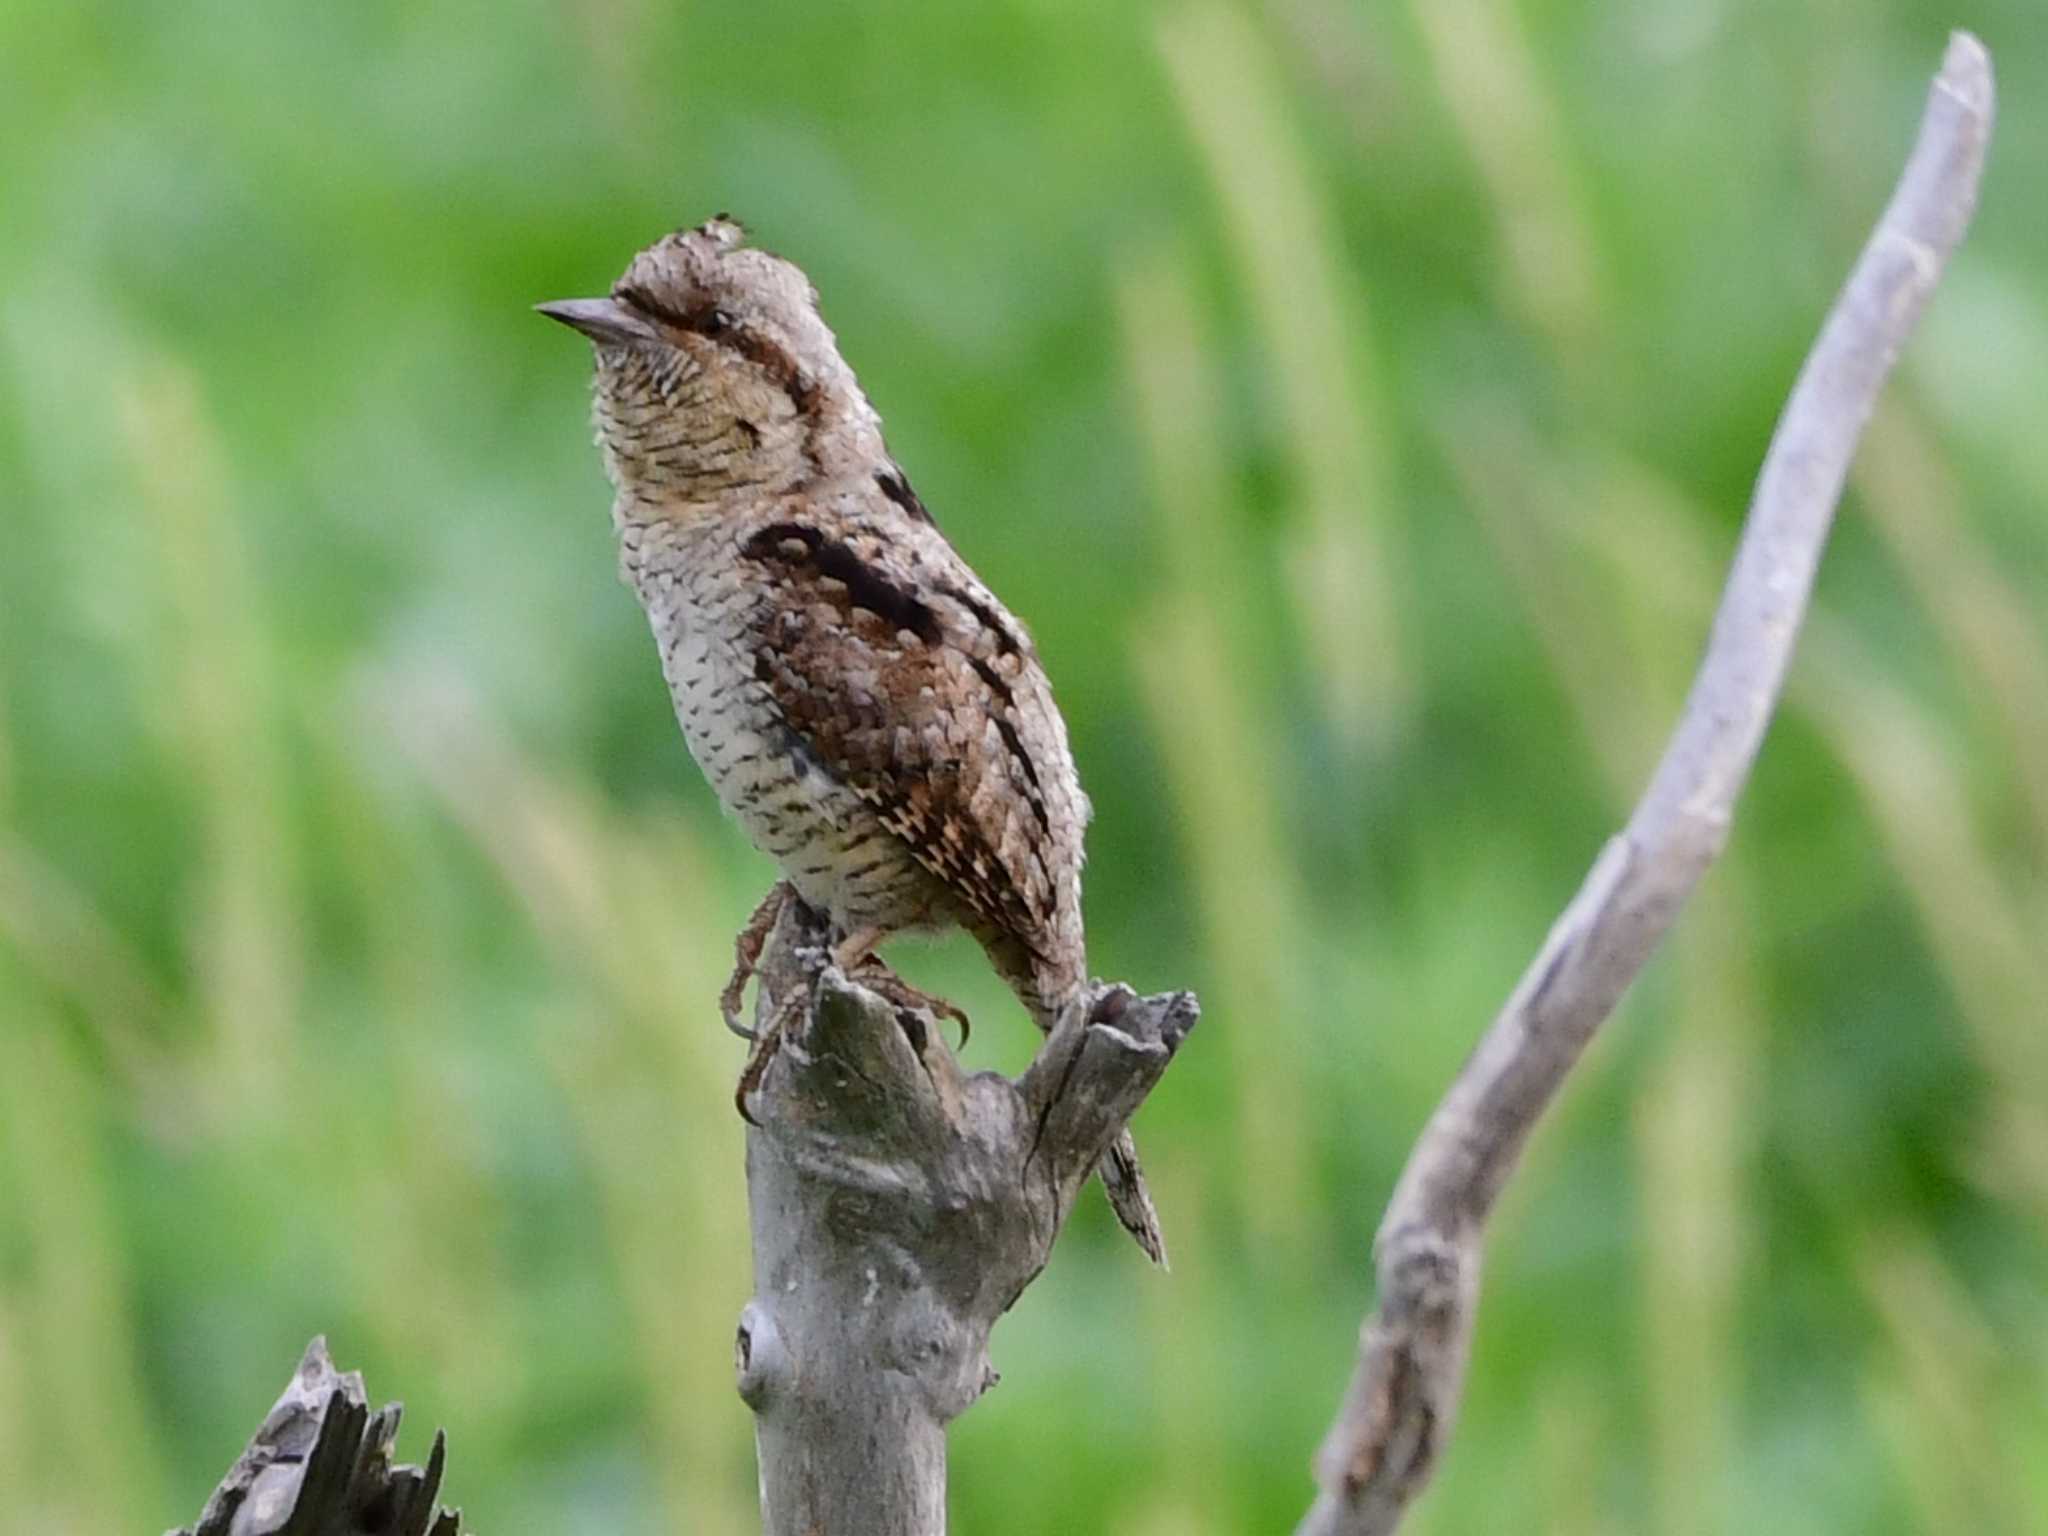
[1101,1128,1168,1267]
[1000,940,1169,1265]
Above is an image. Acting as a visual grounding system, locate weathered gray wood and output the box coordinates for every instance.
[739,896,1197,1536]
[1297,32,1995,1536]
[170,1337,459,1536]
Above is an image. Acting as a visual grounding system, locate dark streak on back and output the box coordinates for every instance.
[936,583,1026,658]
[968,660,1049,829]
[742,522,942,644]
[875,467,936,527]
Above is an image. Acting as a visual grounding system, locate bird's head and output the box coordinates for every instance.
[539,217,880,510]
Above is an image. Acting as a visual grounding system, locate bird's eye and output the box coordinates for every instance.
[700,306,736,337]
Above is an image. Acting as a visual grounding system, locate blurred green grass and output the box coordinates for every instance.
[2,3,2045,1533]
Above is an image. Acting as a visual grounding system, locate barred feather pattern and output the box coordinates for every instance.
[560,219,1163,1260]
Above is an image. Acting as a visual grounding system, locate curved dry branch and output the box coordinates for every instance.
[1298,32,1994,1536]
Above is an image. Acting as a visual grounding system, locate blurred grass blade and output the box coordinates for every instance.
[0,833,186,1133]
[1854,396,2048,858]
[118,354,302,1112]
[0,974,166,1533]
[0,640,12,819]
[1636,879,1754,1536]
[1133,1158,1232,1536]
[1858,1231,2038,1534]
[373,667,755,1534]
[1448,407,1751,1535]
[1439,405,1663,794]
[1158,0,1408,744]
[1798,642,2048,1232]
[1407,0,1605,364]
[1117,242,1320,1267]
[1529,1372,1615,1536]
[1552,445,2048,1236]
[312,718,528,1417]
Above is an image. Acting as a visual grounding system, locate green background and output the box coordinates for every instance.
[3,2,2045,1532]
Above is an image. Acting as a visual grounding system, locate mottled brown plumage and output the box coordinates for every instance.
[541,217,1163,1261]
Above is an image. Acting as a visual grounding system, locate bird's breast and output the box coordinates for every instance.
[638,560,947,933]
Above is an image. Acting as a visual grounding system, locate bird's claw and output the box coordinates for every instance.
[847,961,972,1050]
[723,883,793,1041]
[734,986,803,1125]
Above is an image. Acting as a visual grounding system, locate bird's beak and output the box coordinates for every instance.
[534,297,657,346]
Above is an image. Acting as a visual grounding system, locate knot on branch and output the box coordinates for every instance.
[734,1300,788,1410]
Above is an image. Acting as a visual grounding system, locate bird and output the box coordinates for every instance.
[539,216,1165,1262]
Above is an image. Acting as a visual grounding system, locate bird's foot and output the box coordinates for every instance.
[735,984,804,1125]
[824,926,970,1046]
[845,960,972,1049]
[722,883,793,1041]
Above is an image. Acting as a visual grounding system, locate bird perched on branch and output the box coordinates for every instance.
[540,216,1165,1262]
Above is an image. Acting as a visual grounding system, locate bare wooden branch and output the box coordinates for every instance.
[1298,32,1994,1536]
[171,1337,460,1536]
[739,896,1197,1536]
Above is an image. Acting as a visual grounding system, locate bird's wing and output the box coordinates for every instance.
[736,510,1083,955]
